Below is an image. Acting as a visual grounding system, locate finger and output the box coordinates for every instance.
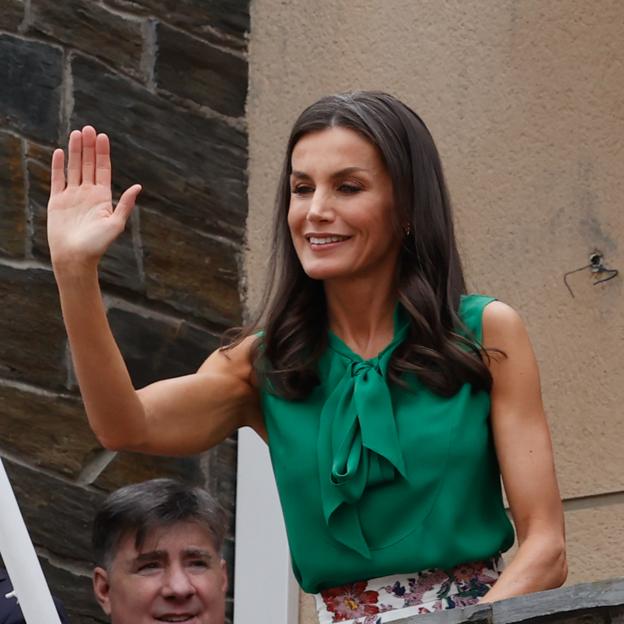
[67,130,82,186]
[114,184,142,225]
[50,149,65,196]
[95,133,111,187]
[81,125,97,185]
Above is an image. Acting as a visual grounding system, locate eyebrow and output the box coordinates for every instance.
[290,166,370,180]
[133,548,212,562]
[134,550,167,563]
[182,549,213,560]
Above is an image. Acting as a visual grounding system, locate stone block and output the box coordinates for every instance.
[0,131,27,258]
[386,579,624,624]
[98,216,142,291]
[490,579,624,624]
[23,141,53,246]
[40,558,107,623]
[0,265,68,389]
[141,208,242,323]
[27,156,142,291]
[0,35,62,143]
[0,0,24,32]
[610,606,624,624]
[202,437,237,534]
[553,613,611,624]
[156,22,247,117]
[94,451,204,492]
[25,154,49,210]
[71,55,248,242]
[26,157,52,257]
[0,383,100,478]
[30,0,145,80]
[399,603,491,624]
[107,305,222,388]
[103,0,249,52]
[25,140,54,164]
[4,458,104,563]
[24,142,53,205]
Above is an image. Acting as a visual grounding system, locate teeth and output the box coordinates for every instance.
[158,617,192,622]
[308,235,347,245]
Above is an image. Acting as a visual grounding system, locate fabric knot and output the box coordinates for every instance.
[317,313,411,558]
[350,360,380,379]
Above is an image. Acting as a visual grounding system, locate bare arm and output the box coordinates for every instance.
[479,302,566,602]
[48,127,263,455]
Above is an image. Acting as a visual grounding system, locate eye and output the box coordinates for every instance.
[338,183,361,194]
[188,559,210,569]
[137,561,161,573]
[291,184,314,195]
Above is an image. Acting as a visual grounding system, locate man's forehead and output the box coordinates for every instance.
[115,521,218,561]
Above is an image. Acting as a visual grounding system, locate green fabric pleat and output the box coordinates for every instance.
[318,310,410,557]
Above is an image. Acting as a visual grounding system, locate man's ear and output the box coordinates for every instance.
[219,559,228,593]
[93,566,113,616]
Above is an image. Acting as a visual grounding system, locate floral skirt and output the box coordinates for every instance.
[314,556,504,623]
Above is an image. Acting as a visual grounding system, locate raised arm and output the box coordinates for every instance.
[479,302,567,602]
[47,126,263,456]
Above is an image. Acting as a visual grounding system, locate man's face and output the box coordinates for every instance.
[93,521,227,624]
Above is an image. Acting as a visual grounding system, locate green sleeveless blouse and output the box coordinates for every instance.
[261,294,514,593]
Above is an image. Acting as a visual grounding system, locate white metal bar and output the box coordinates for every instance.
[0,458,62,624]
[234,427,299,624]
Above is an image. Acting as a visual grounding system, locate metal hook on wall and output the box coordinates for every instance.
[563,251,619,298]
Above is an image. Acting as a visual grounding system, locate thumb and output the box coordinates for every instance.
[114,184,142,224]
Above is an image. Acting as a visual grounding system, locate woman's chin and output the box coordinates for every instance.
[302,265,350,282]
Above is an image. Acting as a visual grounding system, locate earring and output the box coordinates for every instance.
[403,223,412,237]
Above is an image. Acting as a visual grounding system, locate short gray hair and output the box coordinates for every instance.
[92,478,226,568]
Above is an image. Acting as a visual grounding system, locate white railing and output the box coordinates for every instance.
[0,457,62,624]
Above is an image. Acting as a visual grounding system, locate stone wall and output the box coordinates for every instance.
[0,1,249,622]
[393,577,624,624]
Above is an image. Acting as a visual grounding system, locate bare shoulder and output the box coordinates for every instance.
[197,334,266,438]
[198,334,260,386]
[197,336,259,373]
[482,300,528,347]
[482,301,539,386]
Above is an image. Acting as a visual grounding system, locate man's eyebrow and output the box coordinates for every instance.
[183,548,213,559]
[290,167,370,179]
[134,550,167,562]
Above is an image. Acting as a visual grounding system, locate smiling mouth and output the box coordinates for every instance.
[306,234,351,245]
[155,615,197,622]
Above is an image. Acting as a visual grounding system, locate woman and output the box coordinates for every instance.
[47,92,566,623]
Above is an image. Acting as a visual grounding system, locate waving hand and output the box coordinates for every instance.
[47,126,142,268]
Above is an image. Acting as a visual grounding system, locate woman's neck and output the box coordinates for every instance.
[324,277,398,360]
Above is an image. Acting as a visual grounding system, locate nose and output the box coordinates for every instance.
[306,188,334,222]
[161,566,196,599]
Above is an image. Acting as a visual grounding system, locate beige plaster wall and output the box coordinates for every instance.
[246,1,624,620]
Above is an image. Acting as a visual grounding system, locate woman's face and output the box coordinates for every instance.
[287,126,400,284]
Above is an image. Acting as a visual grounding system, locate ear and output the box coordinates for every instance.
[93,566,113,616]
[219,559,228,593]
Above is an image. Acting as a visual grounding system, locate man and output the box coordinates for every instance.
[0,568,69,623]
[92,479,228,624]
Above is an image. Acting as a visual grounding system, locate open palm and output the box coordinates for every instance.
[47,126,141,267]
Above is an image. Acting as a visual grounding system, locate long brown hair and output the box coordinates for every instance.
[234,91,493,400]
